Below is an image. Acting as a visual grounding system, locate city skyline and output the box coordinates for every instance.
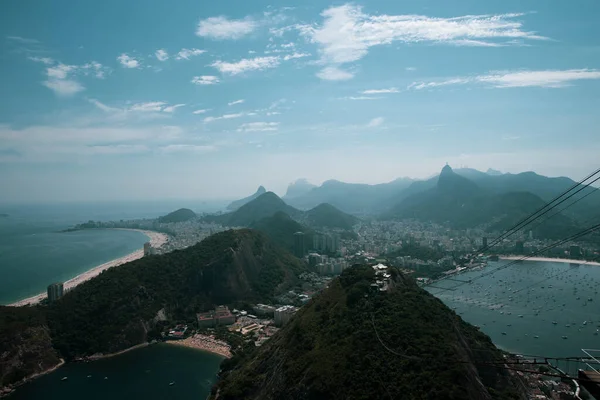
[1,0,599,202]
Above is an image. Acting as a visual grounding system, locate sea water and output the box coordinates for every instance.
[9,344,224,400]
[428,260,600,374]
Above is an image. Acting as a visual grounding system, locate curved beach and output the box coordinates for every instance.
[8,229,169,307]
[500,256,600,266]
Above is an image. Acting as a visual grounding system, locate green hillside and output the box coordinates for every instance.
[250,211,313,254]
[157,208,196,223]
[304,203,359,230]
[211,265,521,399]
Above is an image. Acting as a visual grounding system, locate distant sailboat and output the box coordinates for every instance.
[61,377,68,381]
[169,381,175,386]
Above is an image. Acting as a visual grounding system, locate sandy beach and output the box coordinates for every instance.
[166,334,232,358]
[500,256,600,266]
[8,229,169,307]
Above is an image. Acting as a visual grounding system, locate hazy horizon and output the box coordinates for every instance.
[2,0,599,203]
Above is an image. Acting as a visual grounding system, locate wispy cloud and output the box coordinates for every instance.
[191,75,220,85]
[130,102,167,112]
[155,49,168,61]
[175,48,206,60]
[117,53,140,68]
[204,113,245,123]
[409,69,600,90]
[192,109,210,114]
[161,144,216,153]
[316,66,353,81]
[367,117,384,128]
[28,56,54,65]
[228,99,245,106]
[162,104,186,113]
[237,122,279,132]
[340,96,380,100]
[299,5,545,80]
[43,80,85,96]
[283,52,310,61]
[37,61,107,96]
[361,88,399,94]
[196,16,257,39]
[7,35,40,44]
[211,56,280,75]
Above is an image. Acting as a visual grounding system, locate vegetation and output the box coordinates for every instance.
[250,211,314,255]
[211,265,522,400]
[0,306,61,387]
[157,208,196,223]
[304,203,359,230]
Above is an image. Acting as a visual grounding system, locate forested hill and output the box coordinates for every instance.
[211,265,523,400]
[46,229,306,359]
[157,208,196,223]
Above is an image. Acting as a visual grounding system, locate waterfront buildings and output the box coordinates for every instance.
[47,282,64,303]
[197,305,236,328]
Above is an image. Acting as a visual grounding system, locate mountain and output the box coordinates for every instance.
[284,178,414,215]
[250,211,313,254]
[388,165,562,229]
[227,186,267,211]
[486,168,503,176]
[157,208,196,223]
[207,192,302,227]
[211,265,522,399]
[303,203,359,230]
[284,179,317,199]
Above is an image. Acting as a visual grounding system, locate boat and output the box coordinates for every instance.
[518,315,523,318]
[169,381,175,386]
[562,336,568,339]
[87,375,92,378]
[552,321,557,325]
[61,377,68,381]
[534,336,539,339]
[501,332,507,335]
[584,321,588,325]
[104,377,108,380]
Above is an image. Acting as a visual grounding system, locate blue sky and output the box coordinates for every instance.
[1,0,599,202]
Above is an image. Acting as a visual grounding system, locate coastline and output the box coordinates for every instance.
[7,229,169,307]
[86,342,150,361]
[165,334,232,359]
[499,256,600,266]
[0,358,65,398]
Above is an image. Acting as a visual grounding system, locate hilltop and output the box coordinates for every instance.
[211,265,522,399]
[227,186,267,211]
[303,203,359,230]
[250,211,313,255]
[283,179,317,199]
[157,208,196,223]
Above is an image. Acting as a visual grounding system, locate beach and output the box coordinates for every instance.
[8,229,169,307]
[500,256,600,266]
[166,334,232,359]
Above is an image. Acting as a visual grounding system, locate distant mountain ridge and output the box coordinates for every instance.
[284,179,317,199]
[227,186,267,211]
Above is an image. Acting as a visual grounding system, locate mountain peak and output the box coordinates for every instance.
[440,164,453,175]
[486,168,503,176]
[257,186,266,194]
[284,179,316,199]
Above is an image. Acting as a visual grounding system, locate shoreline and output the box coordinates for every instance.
[165,334,232,359]
[0,358,65,398]
[7,229,169,307]
[86,342,150,361]
[499,255,600,266]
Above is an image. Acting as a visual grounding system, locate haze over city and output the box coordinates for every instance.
[1,0,599,202]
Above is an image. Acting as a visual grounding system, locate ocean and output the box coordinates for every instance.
[0,200,228,305]
[428,260,600,374]
[8,344,224,400]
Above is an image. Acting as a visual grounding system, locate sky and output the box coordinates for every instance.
[1,0,599,203]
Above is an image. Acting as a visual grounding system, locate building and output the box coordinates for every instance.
[197,305,236,328]
[293,232,306,258]
[274,305,296,327]
[515,241,524,254]
[482,237,488,249]
[143,242,154,256]
[47,282,64,303]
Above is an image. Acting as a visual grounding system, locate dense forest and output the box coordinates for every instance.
[211,265,523,400]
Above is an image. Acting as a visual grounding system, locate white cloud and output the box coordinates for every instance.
[176,48,206,60]
[47,64,76,80]
[316,66,353,81]
[367,117,384,128]
[361,88,399,94]
[228,99,245,106]
[237,122,279,132]
[204,113,245,123]
[7,35,39,44]
[28,56,54,65]
[211,56,280,75]
[117,53,140,68]
[191,75,220,85]
[340,96,380,100]
[298,5,545,79]
[81,61,109,78]
[129,102,167,112]
[86,144,149,155]
[409,69,600,90]
[161,144,216,153]
[283,52,310,61]
[88,98,121,113]
[192,109,210,114]
[196,16,257,39]
[155,49,169,61]
[405,67,416,71]
[162,104,186,113]
[42,79,84,96]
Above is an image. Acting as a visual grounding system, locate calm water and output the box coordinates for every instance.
[10,344,224,400]
[428,260,600,373]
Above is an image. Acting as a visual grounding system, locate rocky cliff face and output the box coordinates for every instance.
[0,307,61,391]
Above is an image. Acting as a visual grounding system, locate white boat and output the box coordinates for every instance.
[562,336,568,339]
[61,377,68,381]
[169,381,175,386]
